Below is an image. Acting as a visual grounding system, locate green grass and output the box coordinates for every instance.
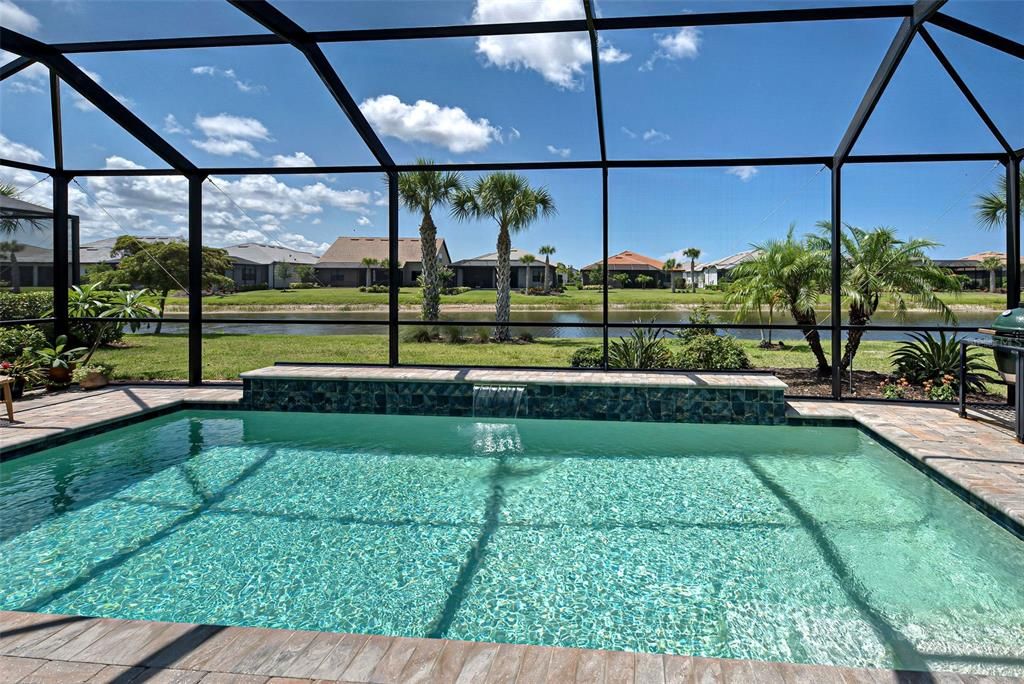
[164,287,1011,312]
[95,332,906,381]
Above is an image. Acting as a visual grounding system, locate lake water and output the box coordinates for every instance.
[150,309,999,341]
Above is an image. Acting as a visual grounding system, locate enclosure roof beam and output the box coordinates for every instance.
[833,0,947,167]
[225,0,394,169]
[583,0,607,165]
[918,26,1012,155]
[1,157,56,175]
[928,13,1024,61]
[0,56,35,81]
[0,28,197,174]
[51,5,914,54]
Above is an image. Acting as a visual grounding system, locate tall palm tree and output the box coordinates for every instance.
[980,255,1004,293]
[361,257,378,288]
[683,247,701,292]
[662,257,678,292]
[538,245,556,291]
[520,253,536,293]
[452,173,556,341]
[398,159,464,321]
[975,169,1023,229]
[814,221,960,371]
[730,225,831,374]
[726,256,783,347]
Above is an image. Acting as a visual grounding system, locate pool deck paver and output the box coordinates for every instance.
[5,612,1017,683]
[2,385,1023,683]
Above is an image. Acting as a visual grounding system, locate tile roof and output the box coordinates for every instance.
[317,237,447,266]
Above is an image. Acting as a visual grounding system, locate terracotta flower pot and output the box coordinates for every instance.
[48,366,72,385]
[79,372,109,391]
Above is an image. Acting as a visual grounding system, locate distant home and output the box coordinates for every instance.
[315,237,451,287]
[452,248,556,289]
[935,251,1024,290]
[581,250,669,288]
[696,249,759,288]
[225,243,319,289]
[0,195,77,288]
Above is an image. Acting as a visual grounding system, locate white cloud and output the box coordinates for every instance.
[279,232,330,255]
[6,80,43,94]
[546,145,571,158]
[271,151,316,167]
[163,114,190,135]
[621,127,637,139]
[641,27,702,71]
[191,65,266,93]
[508,127,521,141]
[0,0,40,33]
[727,166,759,182]
[642,129,670,143]
[67,67,134,112]
[0,133,44,163]
[191,113,271,159]
[356,215,372,227]
[360,94,500,154]
[472,0,629,90]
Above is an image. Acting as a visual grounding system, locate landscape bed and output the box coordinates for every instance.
[1,409,1022,677]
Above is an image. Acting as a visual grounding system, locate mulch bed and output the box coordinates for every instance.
[771,367,1003,403]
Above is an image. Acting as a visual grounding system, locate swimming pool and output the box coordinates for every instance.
[1,410,1022,676]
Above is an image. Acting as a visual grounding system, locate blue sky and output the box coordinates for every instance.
[1,0,1020,265]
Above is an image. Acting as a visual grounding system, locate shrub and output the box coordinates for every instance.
[471,328,490,344]
[674,334,751,370]
[0,291,120,348]
[879,377,910,399]
[609,325,673,369]
[441,286,471,296]
[0,325,47,361]
[72,363,113,383]
[570,345,603,368]
[890,331,995,394]
[676,302,718,342]
[236,282,269,292]
[579,284,604,291]
[289,282,318,289]
[402,327,434,343]
[440,325,464,343]
[517,331,534,342]
[924,375,957,402]
[358,285,389,293]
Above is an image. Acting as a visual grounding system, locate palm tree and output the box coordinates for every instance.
[398,159,464,321]
[452,173,556,341]
[683,247,701,292]
[663,257,678,292]
[814,221,961,371]
[975,169,1023,229]
[980,255,1004,293]
[520,253,536,293]
[361,257,378,288]
[730,225,831,374]
[538,245,556,292]
[726,256,783,347]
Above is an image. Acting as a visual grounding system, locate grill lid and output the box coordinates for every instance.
[992,307,1024,338]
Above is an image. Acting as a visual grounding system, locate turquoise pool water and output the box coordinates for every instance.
[1,411,1022,676]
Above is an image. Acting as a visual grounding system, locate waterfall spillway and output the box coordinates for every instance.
[472,385,526,419]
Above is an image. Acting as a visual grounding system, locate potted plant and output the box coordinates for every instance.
[72,363,113,390]
[1,353,45,399]
[34,335,87,387]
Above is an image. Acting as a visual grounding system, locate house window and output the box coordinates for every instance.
[242,266,257,282]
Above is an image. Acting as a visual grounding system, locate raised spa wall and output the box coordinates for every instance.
[241,366,788,425]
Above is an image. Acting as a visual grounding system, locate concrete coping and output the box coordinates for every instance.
[240,365,788,390]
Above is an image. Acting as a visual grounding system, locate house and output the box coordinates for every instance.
[224,243,319,289]
[315,237,452,287]
[580,250,670,288]
[696,249,759,287]
[934,251,1024,290]
[0,195,78,288]
[452,248,557,289]
[78,236,181,277]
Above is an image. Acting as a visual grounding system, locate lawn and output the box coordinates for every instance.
[96,332,907,381]
[163,287,1010,312]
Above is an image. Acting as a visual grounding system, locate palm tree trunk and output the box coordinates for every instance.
[990,269,996,293]
[791,305,829,375]
[767,304,774,345]
[690,260,696,292]
[365,267,372,288]
[10,254,20,293]
[495,227,512,342]
[155,289,168,335]
[524,265,530,294]
[840,308,869,371]
[420,212,440,321]
[544,256,551,292]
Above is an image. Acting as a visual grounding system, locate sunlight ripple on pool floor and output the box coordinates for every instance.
[1,411,1022,676]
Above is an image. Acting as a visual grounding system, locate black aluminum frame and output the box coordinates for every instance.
[1,0,1022,400]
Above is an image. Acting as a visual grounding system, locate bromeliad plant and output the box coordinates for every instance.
[608,323,673,369]
[890,331,996,395]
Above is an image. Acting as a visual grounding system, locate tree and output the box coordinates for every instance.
[662,257,678,292]
[0,183,46,293]
[813,221,960,371]
[683,247,702,292]
[980,255,1003,293]
[725,254,783,347]
[975,169,1023,230]
[399,159,464,321]
[295,264,316,284]
[520,253,536,293]
[66,283,156,364]
[98,236,233,334]
[452,173,555,341]
[361,257,378,287]
[729,226,831,374]
[538,245,556,292]
[274,262,293,287]
[636,274,654,289]
[612,272,631,289]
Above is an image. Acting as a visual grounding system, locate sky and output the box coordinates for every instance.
[1,0,1021,266]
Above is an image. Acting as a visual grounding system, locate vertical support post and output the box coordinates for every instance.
[70,216,80,286]
[52,174,69,339]
[830,164,843,400]
[1016,350,1023,442]
[188,175,203,386]
[958,341,967,417]
[388,170,399,367]
[602,167,609,370]
[1006,156,1021,309]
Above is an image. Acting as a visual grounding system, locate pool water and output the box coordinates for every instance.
[1,411,1022,676]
